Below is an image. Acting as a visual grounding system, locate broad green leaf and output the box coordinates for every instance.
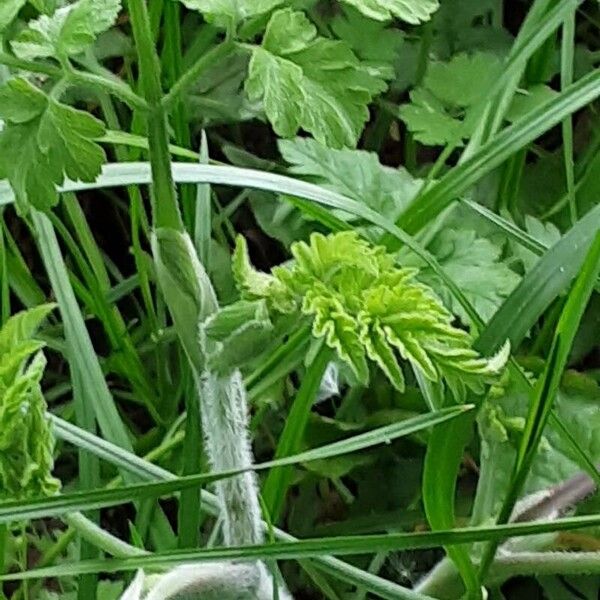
[340,0,439,24]
[245,8,387,148]
[278,137,420,221]
[330,6,404,80]
[178,0,280,28]
[0,0,26,30]
[405,229,520,323]
[0,78,105,212]
[11,0,121,60]
[506,84,559,123]
[399,52,503,146]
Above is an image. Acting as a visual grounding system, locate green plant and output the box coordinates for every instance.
[0,0,599,599]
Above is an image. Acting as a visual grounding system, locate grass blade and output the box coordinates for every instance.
[4,514,600,582]
[2,405,472,524]
[423,408,480,598]
[262,344,332,522]
[396,67,600,235]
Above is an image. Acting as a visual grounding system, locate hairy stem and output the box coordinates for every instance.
[200,371,264,546]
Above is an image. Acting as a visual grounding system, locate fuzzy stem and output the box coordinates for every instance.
[200,370,264,546]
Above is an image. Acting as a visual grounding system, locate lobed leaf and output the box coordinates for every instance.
[245,8,387,148]
[11,0,121,60]
[278,136,420,221]
[0,78,106,211]
[399,52,503,146]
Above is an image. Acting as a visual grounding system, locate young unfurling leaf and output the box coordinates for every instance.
[11,0,121,61]
[234,231,507,395]
[0,77,106,212]
[245,8,387,148]
[0,305,59,501]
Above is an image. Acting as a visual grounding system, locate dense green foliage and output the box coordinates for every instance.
[0,1,599,599]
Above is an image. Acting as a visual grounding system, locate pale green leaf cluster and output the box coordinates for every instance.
[399,52,503,146]
[404,229,520,323]
[245,8,388,148]
[178,0,281,29]
[0,305,60,501]
[11,0,121,61]
[340,0,439,24]
[0,77,106,212]
[234,231,507,396]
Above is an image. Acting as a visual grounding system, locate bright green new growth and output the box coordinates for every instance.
[0,304,59,501]
[234,231,508,398]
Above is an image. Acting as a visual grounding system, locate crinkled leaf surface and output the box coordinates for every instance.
[11,0,121,60]
[0,77,106,211]
[245,8,387,148]
[340,0,439,24]
[234,231,506,395]
[0,306,59,501]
